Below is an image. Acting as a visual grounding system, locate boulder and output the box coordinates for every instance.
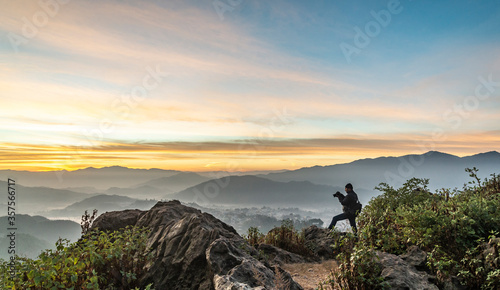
[375,249,438,290]
[256,244,308,265]
[90,200,302,289]
[482,237,499,272]
[400,245,428,271]
[91,209,143,231]
[303,225,336,260]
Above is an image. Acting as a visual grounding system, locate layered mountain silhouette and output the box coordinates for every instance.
[0,166,181,189]
[42,194,157,218]
[133,172,211,193]
[1,151,499,214]
[262,151,500,191]
[0,215,80,259]
[0,180,92,214]
[169,175,341,206]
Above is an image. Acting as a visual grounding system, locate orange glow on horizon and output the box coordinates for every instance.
[1,134,498,172]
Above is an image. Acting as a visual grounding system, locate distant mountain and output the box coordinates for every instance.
[169,175,345,206]
[0,214,81,259]
[0,215,80,259]
[0,214,81,244]
[43,194,157,219]
[62,186,103,194]
[0,233,52,260]
[261,151,500,191]
[101,172,213,199]
[0,166,181,189]
[134,172,211,193]
[105,185,165,199]
[0,180,90,214]
[2,151,498,213]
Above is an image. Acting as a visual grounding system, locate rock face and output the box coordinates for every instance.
[91,200,302,290]
[256,244,308,266]
[375,246,438,290]
[400,245,428,271]
[303,225,337,260]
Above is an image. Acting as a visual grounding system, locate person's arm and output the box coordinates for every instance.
[340,192,354,206]
[333,191,345,202]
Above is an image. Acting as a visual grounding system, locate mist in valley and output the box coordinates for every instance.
[1,151,499,259]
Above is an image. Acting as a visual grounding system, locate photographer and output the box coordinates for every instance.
[327,183,362,234]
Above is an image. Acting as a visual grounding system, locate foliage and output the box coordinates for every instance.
[245,226,265,247]
[244,219,313,257]
[81,209,99,236]
[324,169,500,289]
[458,235,500,289]
[321,232,388,290]
[0,226,154,290]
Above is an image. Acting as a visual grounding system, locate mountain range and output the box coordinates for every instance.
[41,194,157,218]
[0,215,80,259]
[0,180,92,214]
[1,151,499,216]
[168,175,341,207]
[262,151,500,192]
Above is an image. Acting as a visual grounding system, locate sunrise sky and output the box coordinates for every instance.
[1,0,499,172]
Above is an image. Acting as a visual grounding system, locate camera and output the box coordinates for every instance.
[333,191,341,198]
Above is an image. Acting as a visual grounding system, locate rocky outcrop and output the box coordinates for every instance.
[400,245,428,271]
[303,225,336,260]
[91,209,143,231]
[256,244,308,265]
[91,200,302,289]
[375,246,438,290]
[480,237,499,272]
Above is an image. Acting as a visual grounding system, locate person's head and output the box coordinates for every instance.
[345,183,353,192]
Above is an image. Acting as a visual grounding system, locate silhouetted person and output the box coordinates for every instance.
[328,183,362,234]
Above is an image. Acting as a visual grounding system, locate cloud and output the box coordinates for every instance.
[2,130,499,171]
[1,0,499,171]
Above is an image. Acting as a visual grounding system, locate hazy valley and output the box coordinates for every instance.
[1,151,499,259]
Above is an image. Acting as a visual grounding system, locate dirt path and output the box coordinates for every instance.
[282,260,337,290]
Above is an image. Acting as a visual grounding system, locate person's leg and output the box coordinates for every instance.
[328,212,348,230]
[348,215,357,234]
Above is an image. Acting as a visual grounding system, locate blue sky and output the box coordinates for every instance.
[1,0,499,171]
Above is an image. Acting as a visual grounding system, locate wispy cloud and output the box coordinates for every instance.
[1,0,499,171]
[3,130,499,171]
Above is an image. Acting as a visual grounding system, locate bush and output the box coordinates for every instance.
[0,226,153,290]
[244,219,313,257]
[458,235,500,289]
[320,231,388,290]
[324,169,500,289]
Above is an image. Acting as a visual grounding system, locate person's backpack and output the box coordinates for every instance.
[348,201,362,217]
[353,201,362,216]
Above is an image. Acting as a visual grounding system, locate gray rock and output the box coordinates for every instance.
[482,237,499,271]
[90,200,302,289]
[303,225,336,260]
[91,209,143,231]
[207,237,303,290]
[442,276,468,290]
[376,250,438,290]
[400,245,428,271]
[257,244,308,265]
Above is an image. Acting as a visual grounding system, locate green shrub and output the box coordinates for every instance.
[324,169,500,289]
[244,219,313,257]
[458,235,500,289]
[0,226,153,290]
[245,226,265,247]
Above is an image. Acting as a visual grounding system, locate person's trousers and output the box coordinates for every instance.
[328,212,357,233]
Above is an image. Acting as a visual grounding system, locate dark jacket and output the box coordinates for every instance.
[337,190,361,216]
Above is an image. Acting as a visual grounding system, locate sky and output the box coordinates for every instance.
[1,0,499,172]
